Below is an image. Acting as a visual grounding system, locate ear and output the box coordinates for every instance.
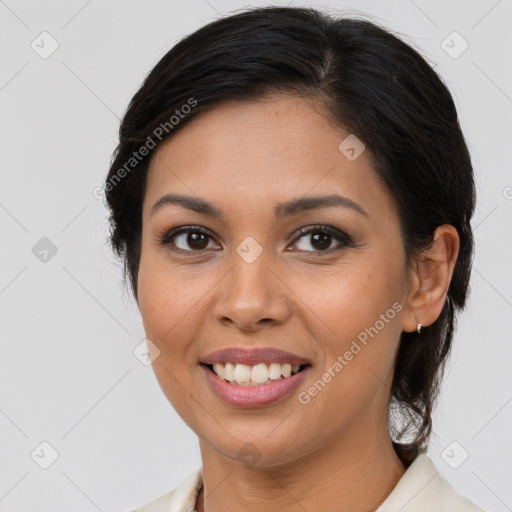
[401,225,460,333]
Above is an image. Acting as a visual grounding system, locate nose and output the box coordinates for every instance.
[212,251,292,332]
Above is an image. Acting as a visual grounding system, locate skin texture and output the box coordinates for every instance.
[137,94,459,512]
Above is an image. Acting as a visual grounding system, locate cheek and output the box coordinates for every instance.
[302,255,405,382]
[137,254,220,368]
[138,255,180,355]
[301,255,402,335]
[137,262,205,421]
[298,270,403,434]
[139,271,195,345]
[138,244,189,323]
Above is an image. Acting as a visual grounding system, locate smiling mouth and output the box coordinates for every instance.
[201,362,311,386]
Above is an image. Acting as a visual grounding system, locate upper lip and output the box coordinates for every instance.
[201,347,311,366]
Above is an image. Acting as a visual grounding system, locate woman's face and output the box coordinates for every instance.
[137,94,411,467]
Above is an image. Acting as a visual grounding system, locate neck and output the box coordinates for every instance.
[195,421,407,512]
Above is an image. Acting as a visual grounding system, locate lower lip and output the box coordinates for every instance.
[201,364,311,408]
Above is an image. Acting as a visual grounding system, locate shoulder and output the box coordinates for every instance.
[376,453,485,512]
[129,468,203,512]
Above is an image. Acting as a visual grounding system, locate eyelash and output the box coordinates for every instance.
[158,224,354,254]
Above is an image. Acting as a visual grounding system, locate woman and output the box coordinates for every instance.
[105,6,484,511]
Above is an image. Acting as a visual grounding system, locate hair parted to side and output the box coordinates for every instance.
[105,6,476,466]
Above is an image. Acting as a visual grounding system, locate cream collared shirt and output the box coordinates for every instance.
[131,454,485,512]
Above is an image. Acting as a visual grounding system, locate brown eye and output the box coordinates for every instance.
[159,226,219,252]
[181,232,210,250]
[291,225,353,253]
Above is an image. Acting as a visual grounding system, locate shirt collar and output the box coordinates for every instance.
[165,454,481,512]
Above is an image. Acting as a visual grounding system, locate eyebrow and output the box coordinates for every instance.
[150,193,369,219]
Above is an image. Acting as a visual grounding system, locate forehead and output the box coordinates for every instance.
[144,94,397,224]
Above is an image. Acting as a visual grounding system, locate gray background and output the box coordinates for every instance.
[1,0,511,511]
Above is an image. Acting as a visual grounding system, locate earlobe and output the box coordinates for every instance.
[401,225,459,334]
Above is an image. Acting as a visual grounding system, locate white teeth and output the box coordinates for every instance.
[251,363,269,384]
[224,362,235,381]
[233,363,251,384]
[268,363,282,380]
[210,362,305,385]
[281,363,292,378]
[213,363,225,380]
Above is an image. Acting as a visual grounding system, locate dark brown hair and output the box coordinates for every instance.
[104,6,476,466]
